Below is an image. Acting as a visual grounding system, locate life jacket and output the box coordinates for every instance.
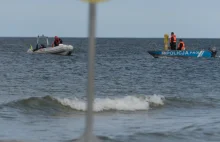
[170,34,176,43]
[53,38,61,47]
[178,41,185,50]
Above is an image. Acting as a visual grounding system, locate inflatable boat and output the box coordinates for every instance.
[27,35,74,56]
[148,47,217,58]
[148,34,218,58]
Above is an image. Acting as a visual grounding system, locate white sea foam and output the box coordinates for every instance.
[55,94,165,112]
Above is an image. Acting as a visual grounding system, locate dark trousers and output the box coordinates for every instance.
[170,42,176,50]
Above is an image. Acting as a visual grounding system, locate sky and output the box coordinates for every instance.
[0,0,220,38]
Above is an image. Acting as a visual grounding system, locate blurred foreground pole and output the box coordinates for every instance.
[77,1,108,142]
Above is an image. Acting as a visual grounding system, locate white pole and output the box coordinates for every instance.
[76,2,100,142]
[76,1,108,141]
[85,3,96,142]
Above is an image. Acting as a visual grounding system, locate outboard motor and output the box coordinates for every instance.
[209,46,217,57]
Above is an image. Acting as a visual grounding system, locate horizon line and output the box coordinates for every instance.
[0,36,219,39]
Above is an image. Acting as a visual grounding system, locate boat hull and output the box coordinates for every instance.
[148,50,216,58]
[27,44,74,56]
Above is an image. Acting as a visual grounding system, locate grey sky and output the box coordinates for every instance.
[0,0,219,38]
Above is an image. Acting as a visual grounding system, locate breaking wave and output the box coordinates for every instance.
[2,94,165,113]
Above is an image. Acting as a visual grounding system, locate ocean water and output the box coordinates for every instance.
[0,37,220,142]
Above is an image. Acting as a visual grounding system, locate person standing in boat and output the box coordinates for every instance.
[169,32,176,50]
[52,36,63,47]
[177,39,185,50]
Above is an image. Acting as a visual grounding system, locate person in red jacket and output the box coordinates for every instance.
[52,36,63,47]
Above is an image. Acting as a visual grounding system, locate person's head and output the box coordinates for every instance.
[179,39,182,41]
[55,36,59,40]
[171,32,174,35]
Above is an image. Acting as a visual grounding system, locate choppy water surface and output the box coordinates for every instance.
[0,37,220,142]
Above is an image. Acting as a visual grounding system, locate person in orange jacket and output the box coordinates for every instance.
[177,39,185,50]
[169,32,176,50]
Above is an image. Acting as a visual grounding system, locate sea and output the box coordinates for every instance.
[0,37,220,142]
